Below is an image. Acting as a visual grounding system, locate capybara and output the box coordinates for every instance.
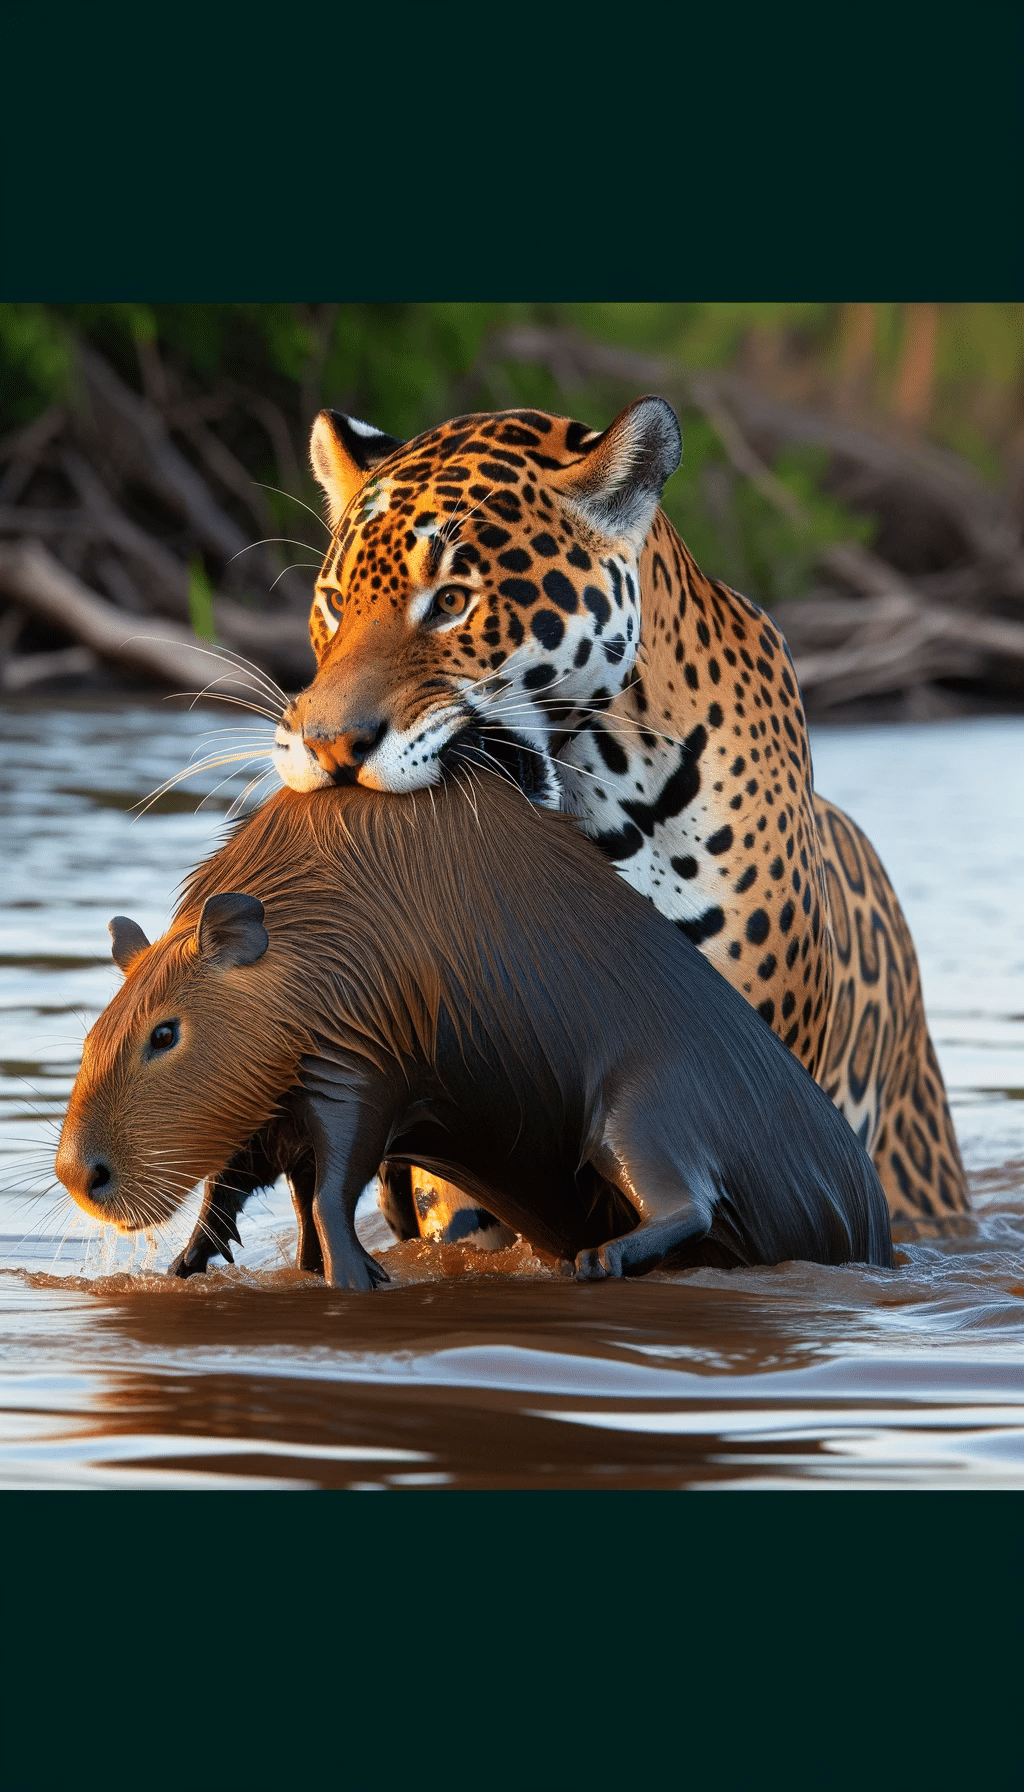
[55,774,894,1287]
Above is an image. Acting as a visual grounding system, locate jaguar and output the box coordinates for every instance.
[271,395,967,1231]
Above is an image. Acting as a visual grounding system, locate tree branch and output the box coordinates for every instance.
[0,539,310,694]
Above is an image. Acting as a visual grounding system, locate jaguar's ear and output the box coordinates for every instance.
[309,409,405,530]
[109,916,150,974]
[547,396,681,551]
[196,893,269,970]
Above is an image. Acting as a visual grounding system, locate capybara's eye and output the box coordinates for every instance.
[432,585,471,619]
[149,1021,179,1053]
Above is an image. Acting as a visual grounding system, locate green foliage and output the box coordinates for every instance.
[322,303,499,435]
[733,448,875,605]
[0,305,73,427]
[660,426,874,607]
[188,557,217,642]
[2,302,1019,608]
[570,301,834,370]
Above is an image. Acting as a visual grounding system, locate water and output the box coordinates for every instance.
[2,704,1023,1490]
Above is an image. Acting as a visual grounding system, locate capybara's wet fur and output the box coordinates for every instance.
[57,775,893,1285]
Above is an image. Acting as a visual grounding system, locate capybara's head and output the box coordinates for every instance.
[56,892,295,1231]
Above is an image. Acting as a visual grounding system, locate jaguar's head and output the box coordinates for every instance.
[273,396,681,805]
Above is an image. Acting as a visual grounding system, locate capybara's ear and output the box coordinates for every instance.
[109,915,151,973]
[309,409,405,529]
[196,892,269,968]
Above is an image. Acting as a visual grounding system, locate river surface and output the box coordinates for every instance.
[2,704,1022,1490]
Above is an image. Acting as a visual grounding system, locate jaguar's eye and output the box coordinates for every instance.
[149,1021,179,1054]
[432,585,471,618]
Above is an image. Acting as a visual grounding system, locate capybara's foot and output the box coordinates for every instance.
[168,1246,216,1279]
[575,1242,618,1280]
[325,1247,390,1292]
[576,1219,701,1281]
[574,1236,652,1280]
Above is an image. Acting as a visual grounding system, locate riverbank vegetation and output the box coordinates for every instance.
[0,302,1022,717]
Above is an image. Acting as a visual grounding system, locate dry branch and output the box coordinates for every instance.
[0,338,319,694]
[716,373,1024,590]
[75,343,252,565]
[212,596,314,688]
[3,645,97,694]
[0,539,309,695]
[783,592,1024,705]
[485,323,1024,589]
[481,323,1024,708]
[1,327,1021,714]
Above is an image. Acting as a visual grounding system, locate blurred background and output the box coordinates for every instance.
[0,301,1022,719]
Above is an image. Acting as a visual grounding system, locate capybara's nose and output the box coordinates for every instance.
[305,722,387,782]
[55,1140,114,1207]
[87,1158,113,1195]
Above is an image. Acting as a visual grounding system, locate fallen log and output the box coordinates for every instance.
[2,645,98,693]
[0,538,303,700]
[787,591,1024,706]
[213,596,314,688]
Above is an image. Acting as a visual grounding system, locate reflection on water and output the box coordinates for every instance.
[2,704,1023,1489]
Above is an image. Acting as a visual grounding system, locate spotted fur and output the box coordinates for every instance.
[273,399,967,1225]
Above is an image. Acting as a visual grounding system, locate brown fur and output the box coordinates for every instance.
[57,775,893,1279]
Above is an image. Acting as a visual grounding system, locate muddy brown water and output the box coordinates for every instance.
[2,704,1023,1490]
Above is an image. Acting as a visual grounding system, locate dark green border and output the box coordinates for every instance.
[1,5,1021,297]
[1,7,1022,1784]
[2,1494,1021,1789]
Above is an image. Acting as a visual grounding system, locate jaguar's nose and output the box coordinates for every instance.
[304,721,388,783]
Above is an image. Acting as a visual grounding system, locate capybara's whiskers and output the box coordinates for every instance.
[7,1078,66,1125]
[49,1205,88,1272]
[7,1186,66,1255]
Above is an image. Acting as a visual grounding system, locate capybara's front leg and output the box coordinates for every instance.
[299,1060,394,1291]
[169,1122,301,1278]
[168,1159,253,1278]
[310,1113,390,1291]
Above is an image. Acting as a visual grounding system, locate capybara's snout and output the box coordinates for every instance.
[56,891,289,1235]
[56,1121,184,1230]
[55,1125,139,1229]
[55,1140,111,1206]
